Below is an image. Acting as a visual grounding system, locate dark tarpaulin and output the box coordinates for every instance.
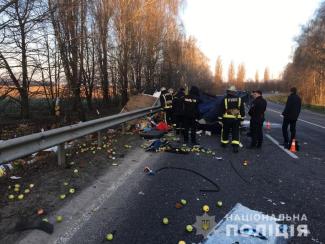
[198,91,250,123]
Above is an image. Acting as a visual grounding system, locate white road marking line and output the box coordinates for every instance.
[298,118,325,129]
[268,108,281,114]
[268,109,325,129]
[265,134,299,159]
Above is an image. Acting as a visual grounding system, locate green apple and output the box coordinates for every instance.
[186,225,193,232]
[73,169,79,174]
[69,188,75,194]
[59,194,66,200]
[56,215,63,223]
[8,194,15,200]
[162,217,169,225]
[14,184,20,188]
[24,189,30,194]
[180,199,187,205]
[106,233,113,241]
[217,201,223,207]
[29,184,35,188]
[18,194,24,200]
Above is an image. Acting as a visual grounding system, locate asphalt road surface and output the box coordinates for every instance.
[20,102,325,244]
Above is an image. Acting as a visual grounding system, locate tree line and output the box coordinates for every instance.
[282,2,325,106]
[0,0,213,120]
[213,56,282,94]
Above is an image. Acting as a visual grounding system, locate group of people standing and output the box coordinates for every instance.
[160,85,301,153]
[160,86,200,145]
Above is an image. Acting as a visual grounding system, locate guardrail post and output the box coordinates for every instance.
[97,131,102,147]
[57,143,66,166]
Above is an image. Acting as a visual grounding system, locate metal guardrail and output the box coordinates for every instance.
[0,106,160,166]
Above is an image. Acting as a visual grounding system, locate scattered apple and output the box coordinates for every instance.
[202,205,209,213]
[42,218,49,222]
[18,194,24,200]
[24,189,30,194]
[180,199,187,205]
[8,194,15,200]
[63,182,69,186]
[69,188,75,194]
[37,208,45,215]
[186,225,193,232]
[56,215,63,223]
[73,169,79,174]
[217,201,223,208]
[14,188,20,192]
[29,184,35,188]
[14,184,20,188]
[178,241,186,244]
[162,217,169,225]
[106,233,113,241]
[175,202,183,209]
[59,194,66,200]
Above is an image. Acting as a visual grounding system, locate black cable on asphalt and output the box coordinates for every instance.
[154,166,220,192]
[229,160,250,184]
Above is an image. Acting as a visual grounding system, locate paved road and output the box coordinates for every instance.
[20,102,325,244]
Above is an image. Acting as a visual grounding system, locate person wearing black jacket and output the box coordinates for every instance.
[183,86,200,145]
[172,88,185,135]
[282,87,302,148]
[248,90,267,148]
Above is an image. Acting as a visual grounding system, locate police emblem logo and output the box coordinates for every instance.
[193,213,217,238]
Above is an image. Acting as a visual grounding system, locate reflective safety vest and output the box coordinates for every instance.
[162,93,173,109]
[223,97,243,119]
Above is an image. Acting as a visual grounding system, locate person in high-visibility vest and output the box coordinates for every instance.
[160,87,173,124]
[219,86,245,153]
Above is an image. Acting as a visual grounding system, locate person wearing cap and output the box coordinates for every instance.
[172,87,185,135]
[219,85,245,153]
[182,86,200,145]
[282,87,301,149]
[248,90,267,148]
[160,87,173,124]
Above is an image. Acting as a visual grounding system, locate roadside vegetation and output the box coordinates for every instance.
[267,94,325,114]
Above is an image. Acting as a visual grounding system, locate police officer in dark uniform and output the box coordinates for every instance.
[172,87,185,135]
[282,87,301,149]
[248,90,267,148]
[219,86,245,153]
[160,87,173,125]
[183,86,200,145]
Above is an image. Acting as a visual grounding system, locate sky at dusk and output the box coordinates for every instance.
[181,0,323,80]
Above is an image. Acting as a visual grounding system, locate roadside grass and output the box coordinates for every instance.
[267,95,325,115]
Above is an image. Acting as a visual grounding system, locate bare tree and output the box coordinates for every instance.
[228,61,235,84]
[0,0,49,118]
